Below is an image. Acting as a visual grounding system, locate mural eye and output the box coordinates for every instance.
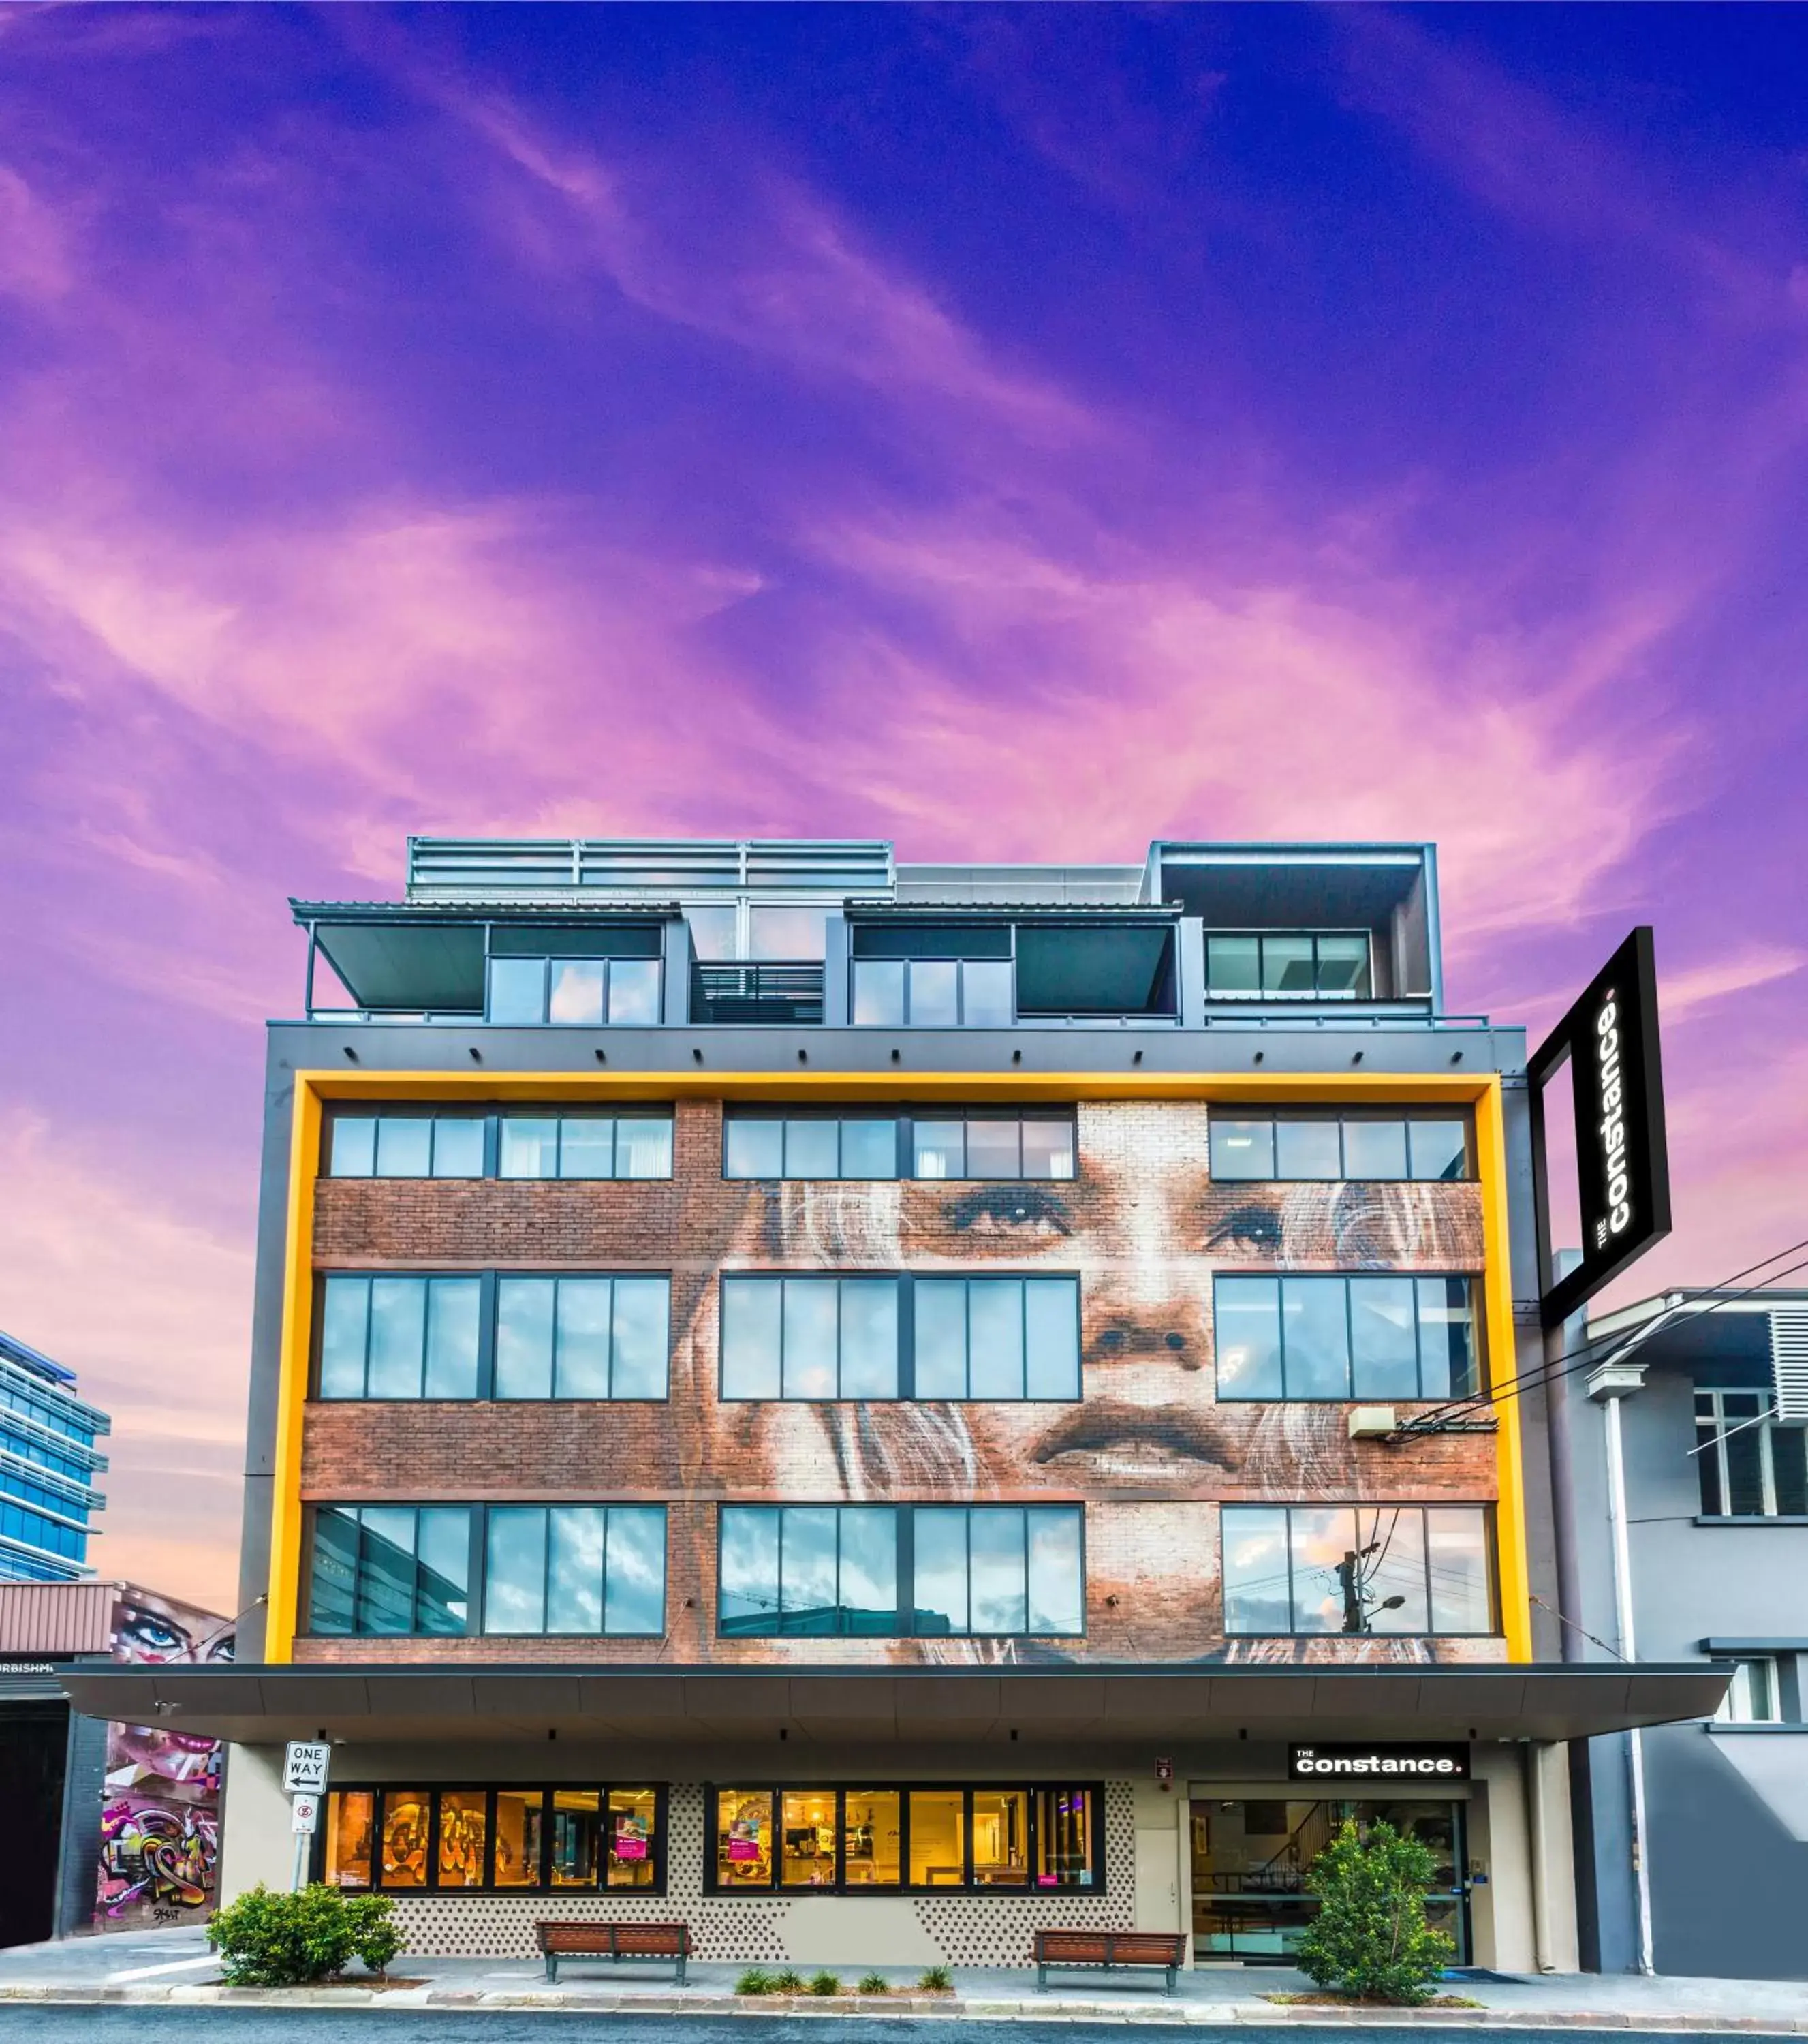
[944,1186,1074,1238]
[1206,1204,1283,1256]
[115,1605,187,1656]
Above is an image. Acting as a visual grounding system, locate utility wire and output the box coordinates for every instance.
[1397,1238,1808,1438]
[1406,1235,1808,1430]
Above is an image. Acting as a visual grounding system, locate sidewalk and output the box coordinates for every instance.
[4,1927,1808,2029]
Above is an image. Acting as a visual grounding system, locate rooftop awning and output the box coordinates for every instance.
[58,1661,1728,1749]
[290,901,679,1013]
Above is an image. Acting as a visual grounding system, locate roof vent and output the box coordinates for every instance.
[1772,1307,1808,1422]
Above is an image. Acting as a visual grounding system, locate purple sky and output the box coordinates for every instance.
[1,6,1804,1611]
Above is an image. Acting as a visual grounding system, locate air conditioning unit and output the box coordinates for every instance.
[1347,1406,1397,1440]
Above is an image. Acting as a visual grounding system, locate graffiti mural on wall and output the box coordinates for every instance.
[97,1590,234,1930]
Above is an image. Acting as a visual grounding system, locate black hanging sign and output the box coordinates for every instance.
[1530,926,1672,1328]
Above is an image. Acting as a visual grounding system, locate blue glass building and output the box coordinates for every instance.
[0,1329,110,1582]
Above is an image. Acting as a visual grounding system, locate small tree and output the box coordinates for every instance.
[1294,1818,1454,2004]
[207,1885,405,1986]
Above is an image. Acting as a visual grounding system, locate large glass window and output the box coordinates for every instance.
[308,1506,471,1637]
[911,1505,1085,1637]
[495,1275,670,1400]
[499,1112,673,1180]
[482,1505,666,1635]
[852,957,1014,1026]
[1209,1113,1469,1183]
[309,1504,664,1639]
[720,1274,1080,1402]
[718,1506,900,1637]
[704,1784,1101,1895]
[1214,1276,1478,1402]
[720,1277,899,1399]
[488,956,663,1026]
[914,1278,1081,1399]
[327,1113,486,1179]
[317,1275,483,1400]
[1221,1504,1494,1636]
[322,1786,664,1891]
[723,1109,1076,1181]
[1206,933,1373,1001]
[1695,1389,1808,1517]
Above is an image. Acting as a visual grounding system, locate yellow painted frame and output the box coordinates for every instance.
[264,1067,1531,1664]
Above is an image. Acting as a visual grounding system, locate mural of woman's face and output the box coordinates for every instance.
[672,1100,1491,1667]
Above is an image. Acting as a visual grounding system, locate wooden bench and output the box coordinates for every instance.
[534,1921,691,1985]
[1033,1929,1187,1994]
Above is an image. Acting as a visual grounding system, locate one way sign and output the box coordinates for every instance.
[283,1741,331,1794]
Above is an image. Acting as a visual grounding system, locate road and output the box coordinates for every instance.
[0,2012,1774,2044]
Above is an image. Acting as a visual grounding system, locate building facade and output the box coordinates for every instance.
[66,837,1724,1971]
[1556,1290,1808,1979]
[0,1331,110,1584]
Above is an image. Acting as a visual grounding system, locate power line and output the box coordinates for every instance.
[1395,1238,1808,1440]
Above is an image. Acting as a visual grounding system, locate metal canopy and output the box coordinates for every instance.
[292,901,679,1012]
[59,1662,1728,1750]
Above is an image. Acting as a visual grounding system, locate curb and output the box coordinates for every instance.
[3,1984,1808,2030]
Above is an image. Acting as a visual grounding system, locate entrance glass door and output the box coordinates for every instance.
[1189,1798,1468,1964]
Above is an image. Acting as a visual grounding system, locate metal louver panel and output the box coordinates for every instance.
[409,837,894,901]
[1771,1307,1808,1422]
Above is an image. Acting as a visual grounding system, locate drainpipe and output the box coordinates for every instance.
[1590,1360,1653,1975]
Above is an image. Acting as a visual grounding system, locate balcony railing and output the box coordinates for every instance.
[690,962,825,1026]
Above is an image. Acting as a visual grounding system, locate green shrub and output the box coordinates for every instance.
[918,1964,953,1993]
[807,1970,842,1996]
[771,1968,806,1992]
[858,1972,890,1995]
[206,1884,404,1987]
[735,1968,775,1996]
[1295,1818,1455,2005]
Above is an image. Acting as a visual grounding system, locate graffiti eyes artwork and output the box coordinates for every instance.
[97,1590,234,1927]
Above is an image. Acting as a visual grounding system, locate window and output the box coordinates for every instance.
[1214,1276,1478,1402]
[914,1505,1085,1636]
[721,1278,899,1398]
[1715,1656,1782,1725]
[914,1278,1081,1399]
[717,1274,1080,1401]
[499,1113,673,1180]
[721,1109,1076,1181]
[487,955,663,1026]
[482,1505,666,1635]
[723,1114,900,1181]
[323,1109,675,1181]
[852,957,1014,1026]
[1221,1504,1495,1636]
[911,1114,1076,1181]
[495,1276,670,1399]
[307,1503,666,1639]
[322,1786,664,1891]
[1206,933,1373,1001]
[317,1276,483,1399]
[327,1112,486,1179]
[704,1784,1100,1894]
[1695,1390,1808,1518]
[315,1273,672,1402]
[1210,1114,1469,1183]
[717,1504,1084,1637]
[718,1506,899,1636]
[307,1506,472,1637]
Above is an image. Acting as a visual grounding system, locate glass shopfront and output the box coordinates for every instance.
[1189,1798,1468,1964]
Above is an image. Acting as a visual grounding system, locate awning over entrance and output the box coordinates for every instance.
[59,1661,1728,1748]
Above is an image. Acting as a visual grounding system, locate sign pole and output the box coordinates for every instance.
[283,1743,330,1893]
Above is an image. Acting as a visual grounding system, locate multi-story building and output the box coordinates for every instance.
[65,837,1722,1972]
[0,1329,109,1583]
[1554,1288,1808,1979]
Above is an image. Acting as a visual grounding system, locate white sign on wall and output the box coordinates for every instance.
[283,1741,331,1794]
